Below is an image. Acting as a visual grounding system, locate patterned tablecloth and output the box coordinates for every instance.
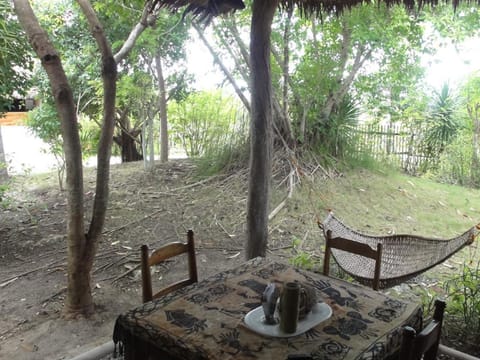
[113,257,422,360]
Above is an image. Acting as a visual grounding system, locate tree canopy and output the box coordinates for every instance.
[0,0,33,111]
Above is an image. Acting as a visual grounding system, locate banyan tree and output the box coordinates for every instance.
[151,0,478,260]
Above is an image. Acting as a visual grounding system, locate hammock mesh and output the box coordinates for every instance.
[321,212,479,289]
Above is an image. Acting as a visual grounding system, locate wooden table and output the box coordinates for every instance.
[113,257,422,360]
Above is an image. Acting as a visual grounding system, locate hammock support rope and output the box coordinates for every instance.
[319,212,479,289]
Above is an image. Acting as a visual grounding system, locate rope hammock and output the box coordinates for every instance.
[319,212,480,289]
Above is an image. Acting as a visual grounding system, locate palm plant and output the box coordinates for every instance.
[320,96,360,158]
[421,83,461,169]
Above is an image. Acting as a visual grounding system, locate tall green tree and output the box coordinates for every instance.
[0,0,33,111]
[14,0,117,317]
[99,0,158,163]
[13,0,163,317]
[422,83,462,169]
[290,4,426,148]
[461,73,480,186]
[209,3,427,152]
[26,1,100,188]
[0,0,33,179]
[177,1,430,257]
[130,11,191,165]
[426,2,480,42]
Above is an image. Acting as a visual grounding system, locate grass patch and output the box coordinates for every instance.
[300,168,480,238]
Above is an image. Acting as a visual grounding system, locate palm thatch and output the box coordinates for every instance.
[153,0,474,20]
[152,0,245,23]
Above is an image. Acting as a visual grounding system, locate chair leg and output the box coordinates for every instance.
[424,344,439,360]
[323,230,332,277]
[141,245,153,303]
[399,326,416,360]
[187,230,198,283]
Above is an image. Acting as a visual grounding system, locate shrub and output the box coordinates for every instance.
[444,260,480,341]
[435,128,474,186]
[169,91,249,174]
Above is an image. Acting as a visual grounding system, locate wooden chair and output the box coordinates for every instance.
[399,299,446,360]
[323,229,382,290]
[141,230,198,303]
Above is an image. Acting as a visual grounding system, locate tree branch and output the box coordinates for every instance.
[114,0,155,63]
[76,0,117,244]
[192,22,250,112]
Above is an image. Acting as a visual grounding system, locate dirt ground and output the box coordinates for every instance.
[1,159,479,359]
[0,160,302,360]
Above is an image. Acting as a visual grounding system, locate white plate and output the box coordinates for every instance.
[243,302,332,338]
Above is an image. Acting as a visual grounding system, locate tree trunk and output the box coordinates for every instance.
[469,104,480,187]
[155,52,168,163]
[282,7,292,121]
[229,19,250,67]
[74,0,117,317]
[113,0,154,63]
[14,0,117,318]
[143,110,155,170]
[320,20,372,122]
[215,23,250,84]
[193,22,251,112]
[120,130,142,162]
[0,126,8,179]
[246,0,278,259]
[219,17,293,147]
[13,0,90,316]
[115,110,143,162]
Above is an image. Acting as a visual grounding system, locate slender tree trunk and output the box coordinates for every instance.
[14,0,117,317]
[282,7,292,121]
[13,0,89,316]
[74,0,117,317]
[215,25,250,84]
[141,116,148,169]
[469,104,480,187]
[148,113,155,166]
[193,22,251,112]
[113,0,154,63]
[220,17,294,146]
[246,0,278,259]
[321,19,371,122]
[229,19,250,67]
[140,105,155,171]
[0,126,7,179]
[115,109,143,162]
[311,18,319,61]
[299,101,312,143]
[155,52,168,163]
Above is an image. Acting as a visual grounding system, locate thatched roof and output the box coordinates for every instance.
[152,0,473,21]
[152,0,245,22]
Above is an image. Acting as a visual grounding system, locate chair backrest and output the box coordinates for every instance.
[141,230,198,303]
[323,229,382,290]
[399,299,446,360]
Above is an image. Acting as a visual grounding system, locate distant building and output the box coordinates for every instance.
[0,112,28,126]
[0,96,36,126]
